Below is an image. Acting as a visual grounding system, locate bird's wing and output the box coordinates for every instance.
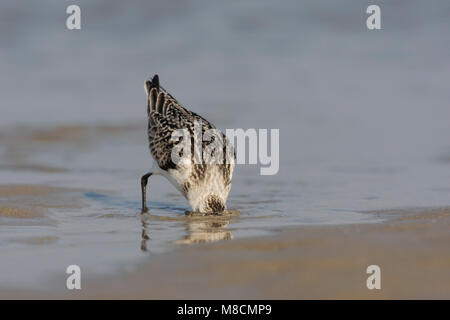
[145,75,216,171]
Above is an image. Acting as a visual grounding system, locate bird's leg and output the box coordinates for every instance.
[141,172,152,212]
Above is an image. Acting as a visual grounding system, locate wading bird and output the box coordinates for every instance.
[141,75,235,214]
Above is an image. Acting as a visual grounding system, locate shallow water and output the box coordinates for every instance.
[1,0,450,289]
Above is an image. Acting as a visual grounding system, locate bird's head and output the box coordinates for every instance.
[200,194,226,214]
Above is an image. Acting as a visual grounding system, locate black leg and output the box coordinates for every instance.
[141,172,152,212]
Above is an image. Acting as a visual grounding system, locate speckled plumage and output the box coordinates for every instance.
[141,74,235,213]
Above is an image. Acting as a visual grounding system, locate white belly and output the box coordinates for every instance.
[155,159,233,212]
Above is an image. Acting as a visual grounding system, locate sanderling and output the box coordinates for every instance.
[141,74,235,214]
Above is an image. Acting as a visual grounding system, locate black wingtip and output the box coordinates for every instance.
[151,74,159,89]
[145,74,160,95]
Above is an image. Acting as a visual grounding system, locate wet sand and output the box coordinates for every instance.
[0,185,84,219]
[1,125,449,299]
[1,198,449,299]
[73,207,450,299]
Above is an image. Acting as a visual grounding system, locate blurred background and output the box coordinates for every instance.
[1,0,450,289]
[1,0,450,213]
[1,0,449,126]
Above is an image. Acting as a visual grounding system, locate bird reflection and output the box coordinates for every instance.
[139,210,239,251]
[176,211,239,244]
[140,217,150,252]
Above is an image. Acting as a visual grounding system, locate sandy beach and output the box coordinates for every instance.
[74,206,450,299]
[1,186,449,299]
[1,123,450,299]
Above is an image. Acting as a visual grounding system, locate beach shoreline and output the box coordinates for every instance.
[54,206,450,299]
[1,124,449,299]
[1,197,449,299]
